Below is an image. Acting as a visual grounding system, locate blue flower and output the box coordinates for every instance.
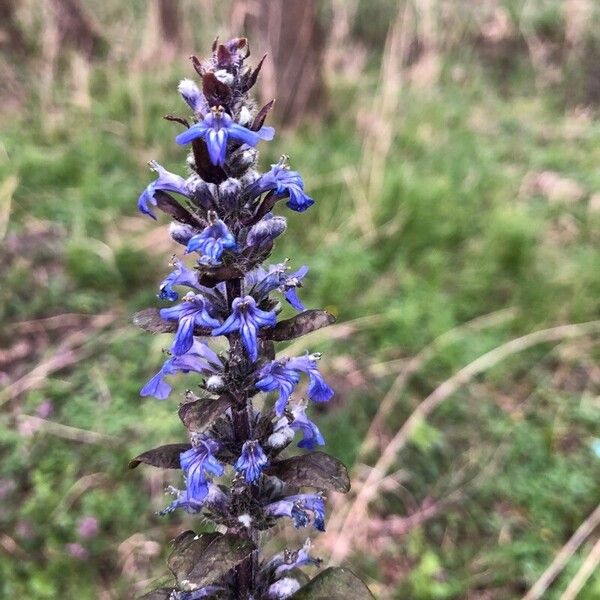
[287,354,334,403]
[256,354,333,415]
[178,78,207,114]
[138,160,190,219]
[160,482,226,516]
[160,293,221,356]
[158,257,200,301]
[265,494,326,531]
[176,106,275,167]
[256,361,301,416]
[140,339,221,400]
[211,296,276,361]
[245,214,287,251]
[289,402,325,449]
[251,263,308,311]
[234,440,268,483]
[247,158,314,212]
[266,539,321,579]
[180,438,224,502]
[186,213,237,264]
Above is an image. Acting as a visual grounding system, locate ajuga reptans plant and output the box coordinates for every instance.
[131,38,374,600]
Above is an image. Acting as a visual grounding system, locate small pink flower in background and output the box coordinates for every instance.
[66,542,88,560]
[77,516,99,539]
[36,399,54,419]
[16,520,34,540]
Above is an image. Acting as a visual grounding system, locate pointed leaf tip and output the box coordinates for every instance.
[128,443,191,470]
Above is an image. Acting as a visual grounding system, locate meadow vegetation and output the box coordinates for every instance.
[1,1,599,598]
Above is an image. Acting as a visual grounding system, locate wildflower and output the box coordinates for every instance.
[186,212,237,264]
[251,263,308,311]
[158,257,200,301]
[256,354,333,415]
[160,293,221,356]
[178,79,207,114]
[77,516,99,539]
[140,339,221,400]
[180,439,224,503]
[247,158,314,212]
[289,402,325,449]
[66,542,88,560]
[176,106,275,167]
[255,361,301,416]
[266,539,321,579]
[265,494,326,531]
[138,161,190,219]
[211,296,276,361]
[161,482,226,516]
[235,440,268,483]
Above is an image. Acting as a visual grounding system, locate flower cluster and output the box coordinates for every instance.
[131,38,360,600]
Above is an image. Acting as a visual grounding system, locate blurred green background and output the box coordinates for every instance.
[1,0,600,598]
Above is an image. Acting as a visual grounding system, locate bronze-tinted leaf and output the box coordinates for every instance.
[168,531,255,591]
[133,308,174,333]
[191,138,227,184]
[264,452,350,493]
[197,264,244,287]
[216,44,232,67]
[129,443,191,470]
[263,310,336,341]
[290,567,375,599]
[154,190,202,226]
[133,308,213,336]
[163,114,190,128]
[243,53,267,92]
[178,394,233,432]
[202,72,232,108]
[251,99,275,131]
[190,54,204,77]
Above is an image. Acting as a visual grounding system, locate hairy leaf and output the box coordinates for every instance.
[178,394,233,432]
[263,310,336,341]
[202,72,232,108]
[154,190,203,226]
[244,53,267,93]
[168,531,255,591]
[133,308,212,336]
[264,452,350,493]
[251,98,275,131]
[128,443,191,470]
[290,567,375,599]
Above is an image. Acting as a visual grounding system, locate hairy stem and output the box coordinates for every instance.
[226,277,256,598]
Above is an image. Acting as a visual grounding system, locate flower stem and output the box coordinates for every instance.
[226,277,256,598]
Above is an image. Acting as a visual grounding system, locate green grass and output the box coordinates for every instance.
[1,49,599,599]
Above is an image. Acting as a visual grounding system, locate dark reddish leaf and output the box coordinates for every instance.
[243,53,267,92]
[251,99,275,131]
[264,452,350,493]
[133,308,213,336]
[191,139,227,184]
[178,394,233,432]
[168,531,255,591]
[154,190,203,226]
[263,310,336,341]
[216,44,232,66]
[290,567,375,599]
[163,114,190,128]
[128,443,191,470]
[190,54,204,77]
[202,72,231,108]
